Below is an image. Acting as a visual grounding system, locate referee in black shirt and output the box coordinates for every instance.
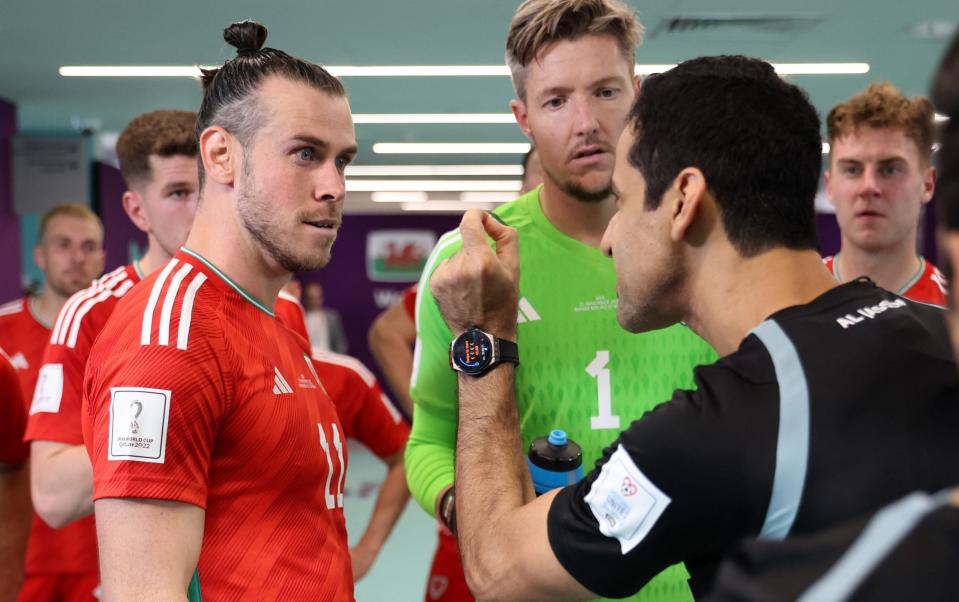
[428,54,959,601]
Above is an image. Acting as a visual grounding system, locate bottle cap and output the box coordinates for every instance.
[548,429,568,446]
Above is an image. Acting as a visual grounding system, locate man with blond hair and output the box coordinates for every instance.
[824,81,945,304]
[406,1,715,600]
[0,202,103,602]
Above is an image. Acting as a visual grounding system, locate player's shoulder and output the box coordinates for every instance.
[0,296,25,320]
[50,266,138,348]
[312,350,376,388]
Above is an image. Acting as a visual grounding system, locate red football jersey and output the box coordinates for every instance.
[22,264,140,576]
[275,288,311,343]
[402,284,417,321]
[0,295,52,399]
[0,347,27,465]
[312,351,409,458]
[84,249,353,601]
[824,255,948,306]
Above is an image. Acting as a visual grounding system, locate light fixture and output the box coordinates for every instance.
[370,191,428,203]
[346,164,523,176]
[352,113,515,124]
[373,143,531,154]
[459,192,516,203]
[60,63,870,78]
[347,179,521,192]
[401,201,497,212]
[822,142,830,154]
[935,113,950,123]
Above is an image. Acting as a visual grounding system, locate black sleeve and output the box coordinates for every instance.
[547,362,777,599]
[705,501,959,602]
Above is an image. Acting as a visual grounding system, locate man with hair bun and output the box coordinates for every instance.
[824,82,946,305]
[406,1,715,600]
[83,21,357,600]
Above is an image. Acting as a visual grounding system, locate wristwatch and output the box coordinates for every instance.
[449,327,519,377]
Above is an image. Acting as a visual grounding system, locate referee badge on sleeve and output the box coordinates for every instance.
[584,445,671,554]
[108,387,171,463]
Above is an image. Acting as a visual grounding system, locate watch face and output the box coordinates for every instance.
[452,329,493,374]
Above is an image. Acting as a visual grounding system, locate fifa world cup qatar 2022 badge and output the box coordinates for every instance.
[108,387,172,464]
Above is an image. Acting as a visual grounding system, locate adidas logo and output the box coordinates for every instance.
[516,297,541,324]
[9,352,28,370]
[272,366,294,394]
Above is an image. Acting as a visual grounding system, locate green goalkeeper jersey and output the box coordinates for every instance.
[406,187,717,601]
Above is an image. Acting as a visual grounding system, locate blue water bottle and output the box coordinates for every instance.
[527,429,585,495]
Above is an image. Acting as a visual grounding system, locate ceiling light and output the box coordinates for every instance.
[935,113,950,123]
[347,179,521,192]
[346,164,523,176]
[459,192,516,203]
[370,191,428,203]
[822,142,830,154]
[352,113,515,124]
[373,143,531,154]
[401,201,497,212]
[61,63,869,78]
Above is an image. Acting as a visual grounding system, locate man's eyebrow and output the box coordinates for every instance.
[161,181,194,192]
[292,134,358,157]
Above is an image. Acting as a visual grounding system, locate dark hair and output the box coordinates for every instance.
[116,110,197,188]
[195,20,346,182]
[627,55,822,257]
[934,33,959,230]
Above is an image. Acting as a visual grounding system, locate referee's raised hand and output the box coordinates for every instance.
[431,209,519,340]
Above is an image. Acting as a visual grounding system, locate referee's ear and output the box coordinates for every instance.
[668,167,709,244]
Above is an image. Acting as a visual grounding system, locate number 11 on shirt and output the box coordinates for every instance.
[318,423,346,509]
[587,350,620,430]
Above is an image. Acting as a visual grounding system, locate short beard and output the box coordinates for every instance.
[237,164,331,273]
[544,164,611,204]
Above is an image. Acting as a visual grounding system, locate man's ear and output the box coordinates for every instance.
[669,168,708,243]
[199,126,238,186]
[632,73,641,97]
[510,99,533,140]
[33,244,46,272]
[823,169,838,210]
[122,190,150,234]
[920,165,937,205]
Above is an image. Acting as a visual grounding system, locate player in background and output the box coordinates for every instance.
[275,282,412,581]
[824,82,946,305]
[0,348,30,602]
[0,204,104,397]
[0,203,104,602]
[26,109,199,550]
[84,20,357,599]
[405,2,716,601]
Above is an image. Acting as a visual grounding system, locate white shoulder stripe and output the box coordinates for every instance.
[379,392,402,423]
[0,299,24,316]
[176,273,207,350]
[54,269,129,345]
[158,263,194,346]
[313,350,376,387]
[141,259,180,346]
[50,270,128,345]
[64,278,135,348]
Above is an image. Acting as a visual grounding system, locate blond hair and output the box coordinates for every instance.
[506,0,643,100]
[37,203,103,243]
[827,81,936,165]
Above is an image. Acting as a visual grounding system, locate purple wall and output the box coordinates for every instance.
[0,99,22,301]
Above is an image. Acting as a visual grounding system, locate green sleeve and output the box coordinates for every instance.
[405,231,461,516]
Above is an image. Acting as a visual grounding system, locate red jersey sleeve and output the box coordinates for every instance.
[402,285,417,321]
[0,350,27,464]
[275,292,311,345]
[313,353,409,459]
[25,338,89,445]
[85,303,229,509]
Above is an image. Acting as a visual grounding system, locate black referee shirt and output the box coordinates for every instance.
[547,279,959,599]
[705,489,959,601]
